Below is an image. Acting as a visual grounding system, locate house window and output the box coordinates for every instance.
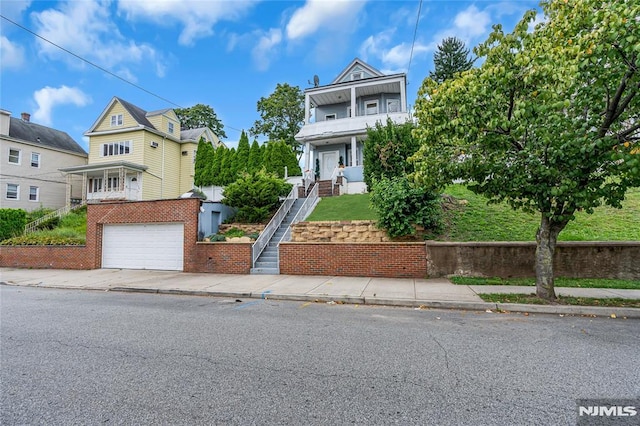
[31,152,40,168]
[351,72,363,81]
[107,177,120,191]
[168,122,174,134]
[325,114,337,121]
[365,100,379,115]
[6,183,19,200]
[88,178,103,193]
[387,99,400,113]
[29,186,39,201]
[101,141,131,157]
[8,148,21,164]
[110,114,123,127]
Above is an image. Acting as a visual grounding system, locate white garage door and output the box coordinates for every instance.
[102,223,184,271]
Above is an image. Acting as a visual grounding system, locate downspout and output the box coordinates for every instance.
[161,135,166,199]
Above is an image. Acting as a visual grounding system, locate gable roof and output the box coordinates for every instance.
[116,97,155,129]
[331,58,385,84]
[180,127,226,148]
[7,117,87,155]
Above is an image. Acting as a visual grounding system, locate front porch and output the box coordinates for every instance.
[60,161,147,205]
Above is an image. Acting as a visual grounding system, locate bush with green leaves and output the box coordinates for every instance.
[0,209,27,242]
[363,118,420,190]
[223,170,292,223]
[369,177,443,238]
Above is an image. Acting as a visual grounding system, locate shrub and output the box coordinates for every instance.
[207,234,227,242]
[223,170,292,223]
[0,209,27,241]
[224,227,245,238]
[370,176,443,238]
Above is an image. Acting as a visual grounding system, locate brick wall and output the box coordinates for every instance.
[0,246,93,269]
[191,243,252,274]
[279,242,427,278]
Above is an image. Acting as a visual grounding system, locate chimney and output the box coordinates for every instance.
[21,112,30,122]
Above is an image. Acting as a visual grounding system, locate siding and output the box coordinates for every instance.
[88,132,145,164]
[179,142,197,194]
[94,102,139,133]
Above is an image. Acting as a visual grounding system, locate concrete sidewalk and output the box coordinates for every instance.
[1,267,638,318]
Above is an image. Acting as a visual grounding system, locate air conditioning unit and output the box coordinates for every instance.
[150,141,158,148]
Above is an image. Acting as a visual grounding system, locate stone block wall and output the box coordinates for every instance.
[290,221,390,242]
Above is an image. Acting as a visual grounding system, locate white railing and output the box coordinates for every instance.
[24,202,86,234]
[330,166,343,194]
[251,185,298,266]
[303,169,315,195]
[279,182,319,244]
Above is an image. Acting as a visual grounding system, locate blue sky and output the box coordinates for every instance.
[1,0,541,150]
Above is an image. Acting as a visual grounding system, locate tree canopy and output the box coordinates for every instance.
[429,37,474,84]
[250,83,305,156]
[175,104,226,139]
[412,0,639,300]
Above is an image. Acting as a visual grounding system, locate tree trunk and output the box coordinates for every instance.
[535,215,567,301]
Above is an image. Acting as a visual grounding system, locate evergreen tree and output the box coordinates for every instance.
[247,139,263,173]
[262,142,275,175]
[235,131,250,174]
[194,137,214,187]
[429,37,473,83]
[210,146,225,186]
[220,148,237,185]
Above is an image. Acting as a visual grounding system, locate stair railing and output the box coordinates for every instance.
[24,202,86,234]
[279,182,319,244]
[251,185,298,267]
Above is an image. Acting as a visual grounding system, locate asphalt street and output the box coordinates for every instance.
[1,286,638,425]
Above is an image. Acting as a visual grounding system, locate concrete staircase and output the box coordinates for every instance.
[251,198,305,274]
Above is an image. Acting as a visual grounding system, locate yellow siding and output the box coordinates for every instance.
[179,142,197,193]
[94,102,139,133]
[88,132,145,164]
[147,110,180,137]
[138,133,182,199]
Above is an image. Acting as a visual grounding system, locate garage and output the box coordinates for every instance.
[102,223,184,270]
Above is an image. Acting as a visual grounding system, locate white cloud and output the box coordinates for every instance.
[32,86,91,126]
[0,36,25,70]
[286,0,367,40]
[32,1,165,76]
[252,28,282,71]
[453,5,491,38]
[117,0,258,46]
[359,30,429,72]
[1,0,32,20]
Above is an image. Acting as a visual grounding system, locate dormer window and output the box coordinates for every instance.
[168,122,174,134]
[351,72,363,81]
[110,114,123,127]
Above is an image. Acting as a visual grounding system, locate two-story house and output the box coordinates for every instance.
[61,97,223,203]
[295,58,411,193]
[1,109,87,211]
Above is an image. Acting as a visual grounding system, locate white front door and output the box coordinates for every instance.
[320,151,339,180]
[126,175,140,200]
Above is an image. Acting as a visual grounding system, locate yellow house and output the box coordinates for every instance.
[61,97,223,203]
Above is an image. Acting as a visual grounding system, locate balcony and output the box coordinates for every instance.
[296,111,410,144]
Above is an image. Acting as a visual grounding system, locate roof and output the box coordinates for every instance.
[7,117,87,155]
[115,97,156,129]
[331,58,385,84]
[146,108,173,117]
[180,127,207,141]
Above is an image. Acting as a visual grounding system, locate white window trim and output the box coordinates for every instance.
[110,114,123,127]
[6,183,19,200]
[365,100,379,115]
[100,141,132,157]
[387,99,400,113]
[31,152,40,168]
[88,178,103,193]
[168,122,174,134]
[325,113,337,121]
[29,186,39,202]
[8,148,21,165]
[351,71,363,81]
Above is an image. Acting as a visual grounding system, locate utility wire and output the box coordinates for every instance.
[406,0,423,81]
[0,14,245,135]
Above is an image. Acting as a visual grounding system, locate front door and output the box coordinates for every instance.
[320,151,339,180]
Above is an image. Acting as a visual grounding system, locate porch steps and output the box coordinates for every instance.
[251,198,306,275]
[317,180,335,197]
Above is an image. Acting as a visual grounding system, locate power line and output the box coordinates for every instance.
[0,14,245,135]
[407,0,423,80]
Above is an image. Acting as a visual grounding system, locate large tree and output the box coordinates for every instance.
[412,0,639,300]
[194,137,215,187]
[250,83,304,156]
[174,104,226,139]
[429,37,474,84]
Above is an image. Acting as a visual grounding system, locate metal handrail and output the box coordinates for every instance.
[278,182,319,244]
[303,170,315,195]
[24,202,86,234]
[251,185,298,266]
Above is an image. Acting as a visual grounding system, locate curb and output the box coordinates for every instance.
[497,303,640,318]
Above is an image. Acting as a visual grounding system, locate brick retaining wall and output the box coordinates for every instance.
[191,243,252,274]
[279,242,427,278]
[0,245,93,269]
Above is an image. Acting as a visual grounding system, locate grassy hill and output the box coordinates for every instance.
[306,185,640,241]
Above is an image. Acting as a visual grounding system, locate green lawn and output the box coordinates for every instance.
[451,276,640,289]
[307,184,640,242]
[480,293,640,308]
[306,193,377,221]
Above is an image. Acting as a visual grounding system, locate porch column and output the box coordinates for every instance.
[81,173,87,204]
[304,142,311,174]
[305,94,310,124]
[351,87,357,117]
[351,136,357,166]
[103,169,108,192]
[400,79,407,113]
[66,174,71,208]
[119,167,125,191]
